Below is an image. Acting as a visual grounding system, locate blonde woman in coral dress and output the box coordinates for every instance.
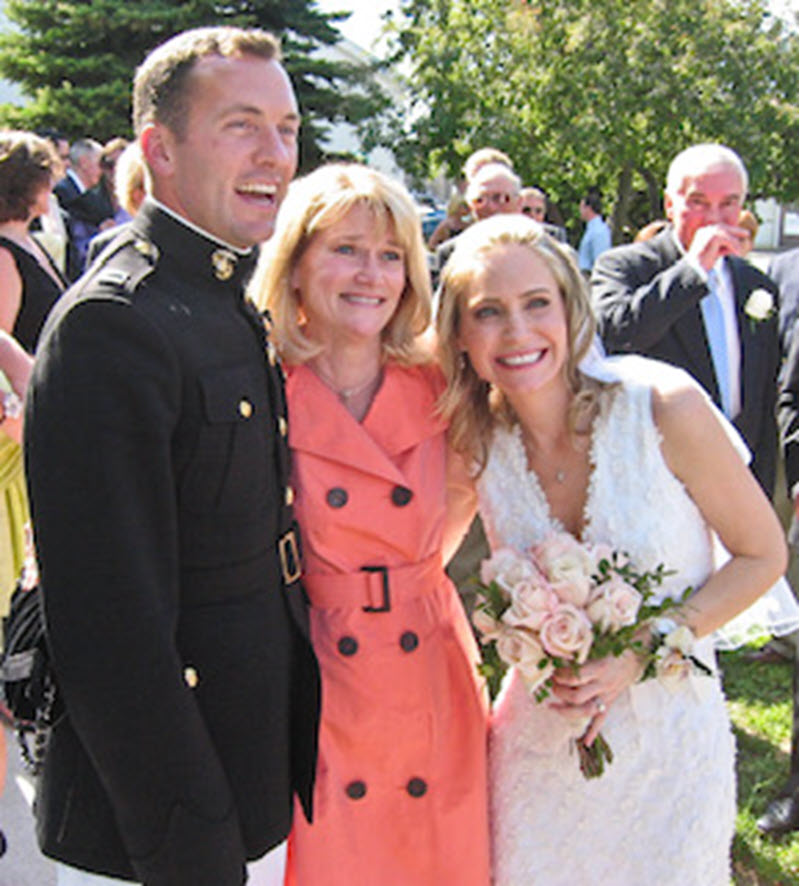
[250,164,489,886]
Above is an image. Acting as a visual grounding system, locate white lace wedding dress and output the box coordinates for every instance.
[477,366,736,886]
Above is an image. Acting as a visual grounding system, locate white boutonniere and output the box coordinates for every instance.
[743,288,775,324]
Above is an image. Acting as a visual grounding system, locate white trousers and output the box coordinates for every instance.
[55,840,287,886]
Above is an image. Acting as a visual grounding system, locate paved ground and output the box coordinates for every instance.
[0,722,57,885]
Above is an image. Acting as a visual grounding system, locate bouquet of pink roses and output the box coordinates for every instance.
[473,532,699,778]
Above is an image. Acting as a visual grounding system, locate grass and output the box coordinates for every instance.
[720,642,799,885]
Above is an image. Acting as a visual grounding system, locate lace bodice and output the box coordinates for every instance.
[477,373,714,606]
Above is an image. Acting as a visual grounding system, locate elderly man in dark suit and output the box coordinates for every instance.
[25,26,319,886]
[592,143,780,494]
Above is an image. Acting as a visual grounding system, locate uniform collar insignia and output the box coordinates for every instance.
[211,248,237,281]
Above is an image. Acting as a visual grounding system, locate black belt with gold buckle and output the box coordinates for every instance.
[278,527,301,585]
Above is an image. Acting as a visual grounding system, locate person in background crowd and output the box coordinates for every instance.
[466,163,523,222]
[593,143,781,496]
[437,213,786,885]
[53,138,102,210]
[577,188,612,274]
[0,329,32,619]
[432,162,523,288]
[53,138,104,279]
[25,26,319,886]
[755,247,799,837]
[428,192,471,250]
[85,141,147,267]
[32,129,72,275]
[521,186,568,243]
[66,138,128,272]
[0,130,66,354]
[737,208,759,256]
[520,185,546,222]
[250,162,489,886]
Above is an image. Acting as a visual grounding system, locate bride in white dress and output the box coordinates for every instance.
[436,215,787,885]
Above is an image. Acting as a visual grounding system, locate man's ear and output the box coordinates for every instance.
[140,123,175,179]
[663,191,674,222]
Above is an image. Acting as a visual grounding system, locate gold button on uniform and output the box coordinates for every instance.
[278,416,288,437]
[183,667,199,689]
[267,342,278,366]
[239,398,253,419]
[285,485,295,506]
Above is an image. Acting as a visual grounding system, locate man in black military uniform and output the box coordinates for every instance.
[25,27,319,886]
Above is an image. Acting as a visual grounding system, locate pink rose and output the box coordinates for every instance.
[586,574,642,632]
[539,603,594,663]
[534,533,595,607]
[502,579,558,631]
[472,607,503,641]
[496,628,554,693]
[481,548,537,594]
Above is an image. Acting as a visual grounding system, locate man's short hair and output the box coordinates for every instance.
[666,143,749,197]
[133,26,282,138]
[465,163,521,203]
[69,138,101,168]
[462,147,514,183]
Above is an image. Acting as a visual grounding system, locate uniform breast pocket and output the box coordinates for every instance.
[178,364,275,515]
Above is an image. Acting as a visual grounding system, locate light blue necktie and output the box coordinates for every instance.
[700,268,732,417]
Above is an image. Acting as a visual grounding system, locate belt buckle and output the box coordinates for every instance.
[278,530,301,584]
[361,565,391,613]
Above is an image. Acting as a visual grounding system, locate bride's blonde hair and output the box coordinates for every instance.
[436,215,601,473]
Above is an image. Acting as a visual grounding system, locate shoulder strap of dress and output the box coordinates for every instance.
[0,237,26,267]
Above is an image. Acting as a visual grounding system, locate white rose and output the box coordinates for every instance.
[539,603,594,663]
[534,533,595,607]
[496,628,554,693]
[585,575,642,632]
[743,288,774,322]
[502,579,558,631]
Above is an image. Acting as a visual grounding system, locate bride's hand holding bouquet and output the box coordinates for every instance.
[473,532,709,778]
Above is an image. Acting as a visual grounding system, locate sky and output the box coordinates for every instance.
[313,0,399,54]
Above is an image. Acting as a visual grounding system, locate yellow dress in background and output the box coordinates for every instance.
[0,432,28,620]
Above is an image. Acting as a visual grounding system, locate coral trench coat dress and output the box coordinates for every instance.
[284,361,490,886]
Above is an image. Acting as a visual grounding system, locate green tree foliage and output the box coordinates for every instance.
[0,0,386,170]
[378,0,798,238]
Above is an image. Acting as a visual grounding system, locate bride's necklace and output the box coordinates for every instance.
[520,426,583,486]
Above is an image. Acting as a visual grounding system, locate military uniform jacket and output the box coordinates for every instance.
[24,200,320,886]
